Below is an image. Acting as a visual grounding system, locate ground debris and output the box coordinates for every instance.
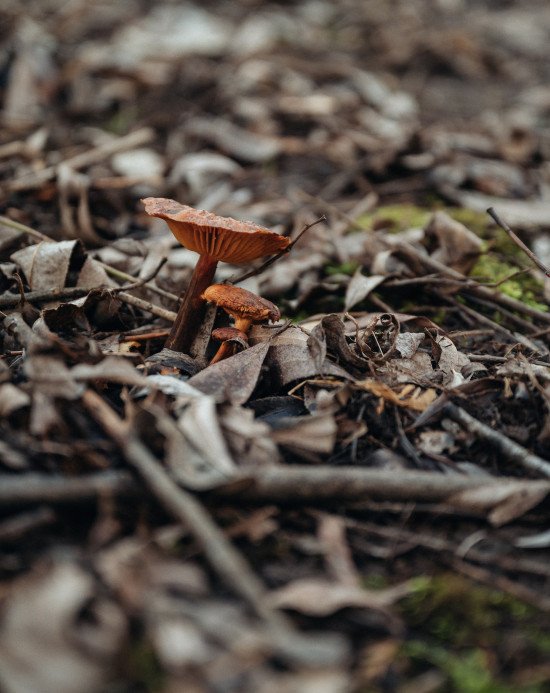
[1,1,550,690]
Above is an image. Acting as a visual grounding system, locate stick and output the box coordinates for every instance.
[1,466,548,515]
[230,216,326,284]
[81,391,344,666]
[6,128,155,193]
[0,215,179,304]
[0,286,93,309]
[116,292,177,322]
[445,403,550,477]
[0,471,138,505]
[487,207,550,277]
[212,466,550,502]
[399,240,550,325]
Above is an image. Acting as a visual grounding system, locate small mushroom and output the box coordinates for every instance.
[209,326,249,364]
[203,283,280,341]
[142,198,289,354]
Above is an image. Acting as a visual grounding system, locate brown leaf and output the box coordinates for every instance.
[267,577,412,617]
[0,560,126,693]
[0,383,30,416]
[344,270,386,311]
[24,355,83,399]
[424,211,482,274]
[220,404,281,467]
[11,240,85,291]
[188,342,270,404]
[270,413,338,457]
[251,325,349,388]
[71,357,148,387]
[356,379,437,412]
[448,481,550,526]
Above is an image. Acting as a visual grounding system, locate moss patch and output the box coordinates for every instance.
[397,574,550,692]
[469,254,547,310]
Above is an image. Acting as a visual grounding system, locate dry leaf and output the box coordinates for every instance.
[0,560,126,693]
[356,379,437,412]
[424,211,482,274]
[448,481,550,526]
[344,270,386,311]
[267,578,412,617]
[12,241,85,291]
[188,342,270,404]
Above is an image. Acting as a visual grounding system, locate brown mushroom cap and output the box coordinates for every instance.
[142,197,290,264]
[203,284,280,323]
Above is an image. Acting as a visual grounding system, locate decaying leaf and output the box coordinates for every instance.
[270,413,338,458]
[11,241,85,292]
[188,342,270,404]
[448,480,550,526]
[267,577,413,617]
[424,211,483,274]
[344,270,386,311]
[250,325,349,387]
[0,560,126,693]
[356,379,437,412]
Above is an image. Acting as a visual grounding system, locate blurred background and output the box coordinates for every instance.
[2,0,550,238]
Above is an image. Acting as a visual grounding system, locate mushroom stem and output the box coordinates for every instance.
[234,317,253,333]
[165,254,218,354]
[209,342,234,365]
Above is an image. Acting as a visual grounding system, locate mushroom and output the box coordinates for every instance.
[142,198,290,354]
[209,326,249,364]
[202,283,280,345]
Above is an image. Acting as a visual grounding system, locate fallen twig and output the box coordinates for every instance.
[0,214,179,304]
[81,390,345,666]
[0,471,138,506]
[115,291,177,322]
[488,207,550,277]
[467,353,550,368]
[400,240,550,326]
[230,216,326,284]
[445,403,550,477]
[0,506,56,544]
[213,466,550,504]
[0,286,91,309]
[5,128,155,193]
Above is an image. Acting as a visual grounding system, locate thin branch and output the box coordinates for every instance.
[487,207,550,277]
[5,128,155,193]
[81,391,342,666]
[0,215,179,303]
[0,471,138,506]
[399,240,550,325]
[112,257,168,293]
[0,286,91,309]
[212,466,550,503]
[115,291,177,322]
[467,353,550,368]
[230,216,326,284]
[445,402,550,477]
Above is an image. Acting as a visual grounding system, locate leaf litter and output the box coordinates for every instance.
[1,0,550,691]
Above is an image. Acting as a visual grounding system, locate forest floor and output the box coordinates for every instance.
[0,1,550,691]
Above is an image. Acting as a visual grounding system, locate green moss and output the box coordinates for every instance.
[126,637,165,691]
[404,641,542,693]
[324,260,360,276]
[469,254,547,311]
[397,574,549,692]
[356,204,433,232]
[351,204,547,312]
[355,205,490,235]
[105,105,140,135]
